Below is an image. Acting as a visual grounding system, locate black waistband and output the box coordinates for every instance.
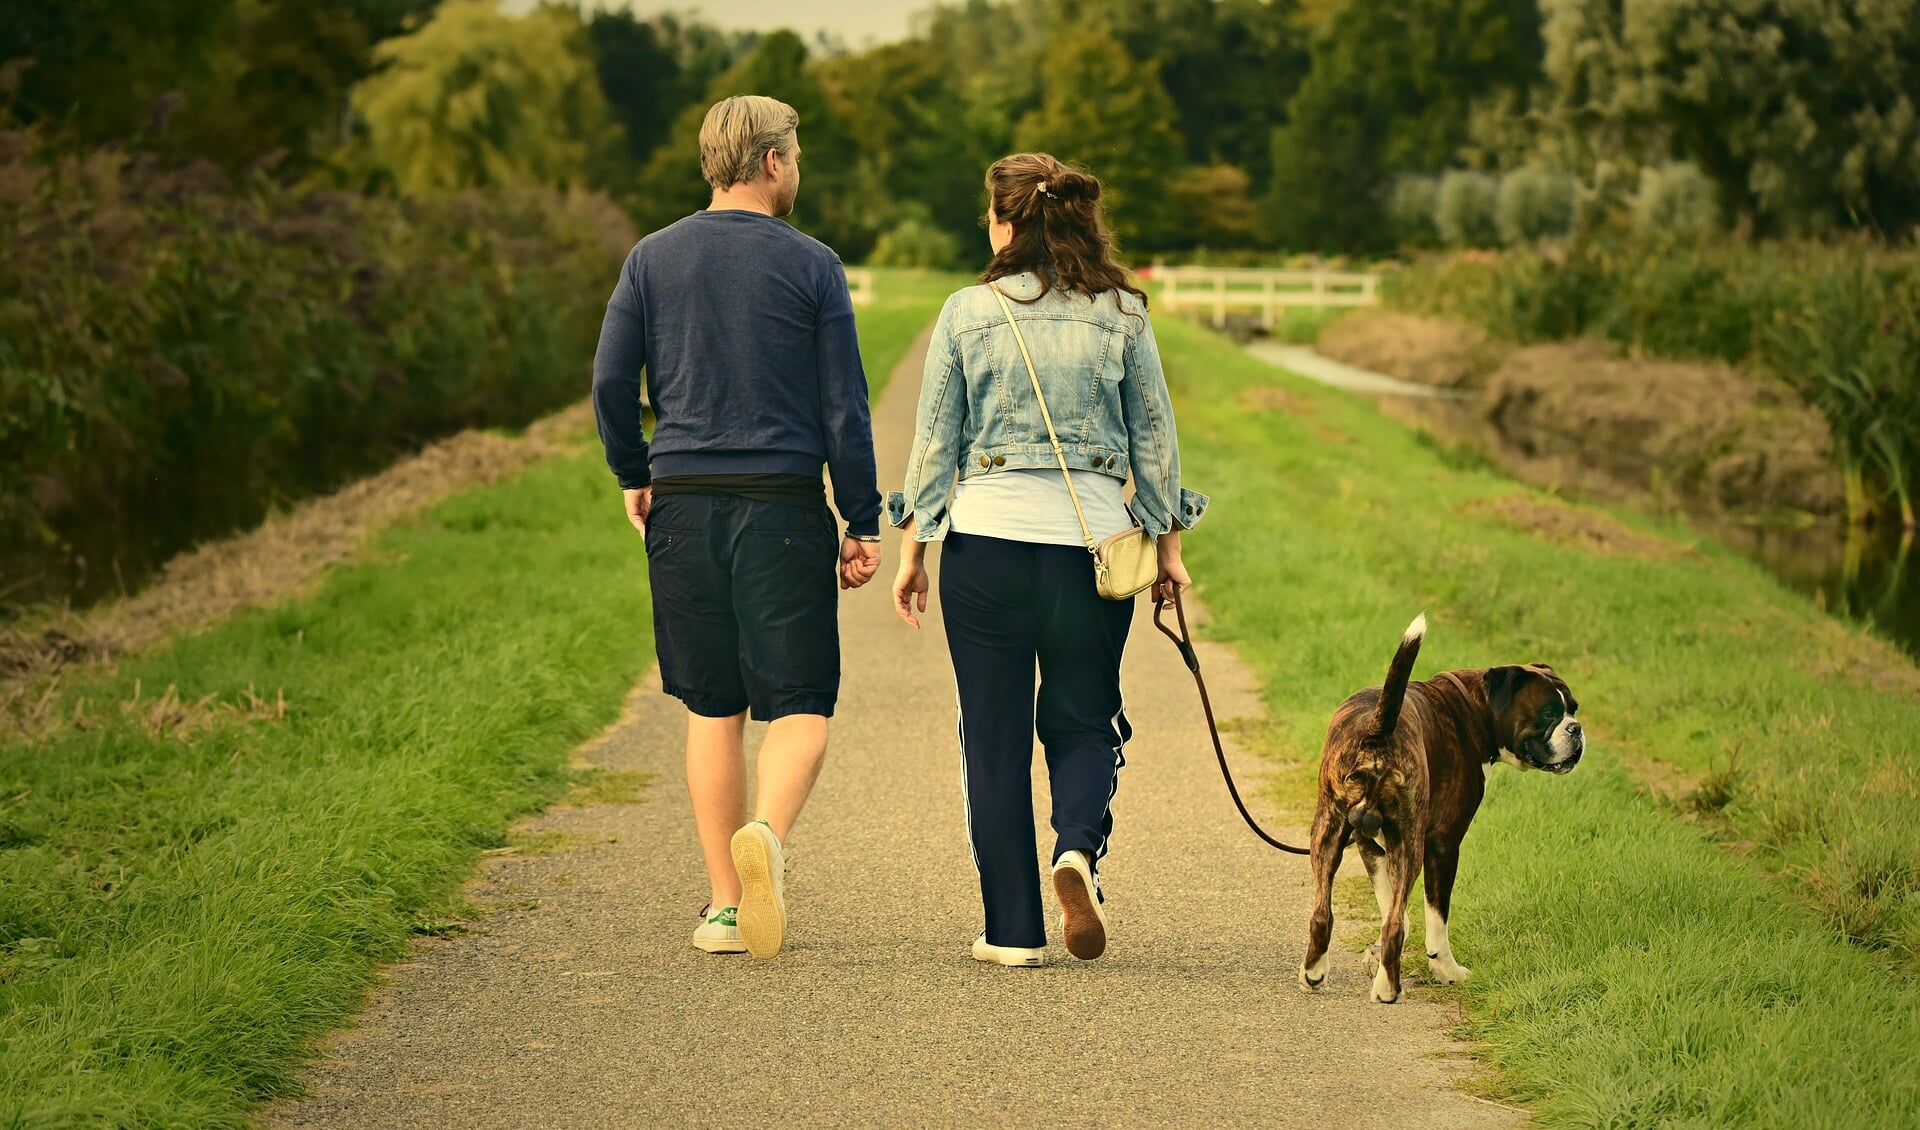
[650,473,826,511]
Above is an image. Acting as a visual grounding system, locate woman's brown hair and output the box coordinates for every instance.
[981,153,1148,309]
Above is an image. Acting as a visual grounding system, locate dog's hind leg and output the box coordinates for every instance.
[1423,844,1470,984]
[1299,805,1346,991]
[1370,842,1422,1004]
[1359,842,1408,973]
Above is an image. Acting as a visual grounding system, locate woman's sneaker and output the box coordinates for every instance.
[1052,850,1109,960]
[730,820,787,958]
[972,934,1047,967]
[692,904,746,954]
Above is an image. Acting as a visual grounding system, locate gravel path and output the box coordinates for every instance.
[269,330,1522,1129]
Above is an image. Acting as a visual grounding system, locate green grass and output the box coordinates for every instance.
[1159,314,1920,1125]
[0,452,651,1126]
[0,281,950,1127]
[857,268,977,392]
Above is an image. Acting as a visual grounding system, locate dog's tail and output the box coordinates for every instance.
[1369,613,1426,742]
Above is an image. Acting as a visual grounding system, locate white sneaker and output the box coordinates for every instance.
[691,904,746,954]
[972,934,1046,967]
[1052,850,1109,960]
[731,821,787,958]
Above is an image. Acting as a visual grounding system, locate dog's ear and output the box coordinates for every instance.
[1485,665,1527,715]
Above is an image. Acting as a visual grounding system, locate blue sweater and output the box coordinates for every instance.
[590,210,880,536]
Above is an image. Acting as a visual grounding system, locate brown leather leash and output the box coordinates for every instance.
[1153,588,1309,855]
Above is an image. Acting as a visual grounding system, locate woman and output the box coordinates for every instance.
[887,153,1209,967]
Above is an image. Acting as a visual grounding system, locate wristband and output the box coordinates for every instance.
[850,534,882,543]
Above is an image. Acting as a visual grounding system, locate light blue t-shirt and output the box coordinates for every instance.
[948,468,1134,547]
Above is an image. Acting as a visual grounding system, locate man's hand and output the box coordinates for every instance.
[622,487,651,536]
[839,537,881,589]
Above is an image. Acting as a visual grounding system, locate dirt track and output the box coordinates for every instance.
[268,329,1523,1128]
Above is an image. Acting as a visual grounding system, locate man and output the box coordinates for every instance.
[591,95,882,960]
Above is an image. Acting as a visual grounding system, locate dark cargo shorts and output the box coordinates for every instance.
[643,492,840,721]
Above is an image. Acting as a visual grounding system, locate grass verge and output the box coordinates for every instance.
[0,277,949,1127]
[1159,313,1920,1125]
[857,268,977,394]
[0,451,651,1126]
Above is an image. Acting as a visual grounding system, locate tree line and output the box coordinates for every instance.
[7,1,1915,258]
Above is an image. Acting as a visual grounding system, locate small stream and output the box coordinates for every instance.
[1246,342,1920,660]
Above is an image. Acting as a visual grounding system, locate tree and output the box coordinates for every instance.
[630,31,870,257]
[1540,0,1920,236]
[1265,0,1544,253]
[820,38,1001,256]
[1080,0,1309,188]
[1172,164,1260,249]
[350,1,618,192]
[1014,29,1186,252]
[0,0,440,166]
[588,11,740,172]
[1,0,238,142]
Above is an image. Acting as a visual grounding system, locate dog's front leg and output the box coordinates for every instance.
[1371,841,1423,1004]
[1298,806,1346,991]
[1423,843,1470,984]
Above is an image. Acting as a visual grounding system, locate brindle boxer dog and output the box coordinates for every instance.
[1297,614,1583,1004]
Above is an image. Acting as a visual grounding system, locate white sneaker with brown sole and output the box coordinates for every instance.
[1052,850,1108,960]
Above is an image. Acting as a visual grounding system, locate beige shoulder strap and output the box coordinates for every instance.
[987,284,1095,552]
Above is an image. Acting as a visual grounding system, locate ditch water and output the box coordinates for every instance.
[1247,342,1920,661]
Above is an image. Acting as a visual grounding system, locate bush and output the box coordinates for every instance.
[1435,170,1500,248]
[1387,174,1440,248]
[1497,169,1577,244]
[1635,163,1720,237]
[0,131,631,605]
[868,214,964,270]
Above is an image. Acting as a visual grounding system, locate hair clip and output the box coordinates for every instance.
[1037,180,1053,199]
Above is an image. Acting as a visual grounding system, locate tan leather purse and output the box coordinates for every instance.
[989,284,1159,601]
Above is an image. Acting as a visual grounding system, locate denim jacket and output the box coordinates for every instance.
[887,271,1209,541]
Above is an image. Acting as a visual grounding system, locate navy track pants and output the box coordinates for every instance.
[940,531,1135,950]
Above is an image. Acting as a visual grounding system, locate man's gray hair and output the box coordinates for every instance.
[699,95,799,190]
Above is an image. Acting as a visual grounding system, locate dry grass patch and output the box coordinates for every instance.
[1463,493,1695,560]
[1239,385,1318,416]
[564,768,654,807]
[1316,309,1504,389]
[1794,615,1920,699]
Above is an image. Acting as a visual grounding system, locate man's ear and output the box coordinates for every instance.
[1485,666,1526,715]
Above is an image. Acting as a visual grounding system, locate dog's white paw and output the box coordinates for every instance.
[1428,956,1471,985]
[1370,964,1401,1004]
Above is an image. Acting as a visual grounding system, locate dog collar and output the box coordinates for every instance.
[1436,670,1500,764]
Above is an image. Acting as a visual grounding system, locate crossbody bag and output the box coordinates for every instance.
[987,284,1159,600]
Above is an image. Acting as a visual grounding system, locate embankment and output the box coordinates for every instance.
[1317,309,1842,517]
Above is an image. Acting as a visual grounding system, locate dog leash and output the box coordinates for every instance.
[1153,588,1309,856]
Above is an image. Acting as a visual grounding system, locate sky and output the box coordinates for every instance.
[605,1,929,48]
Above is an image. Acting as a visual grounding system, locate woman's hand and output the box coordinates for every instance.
[1152,530,1192,607]
[893,559,930,628]
[891,519,930,627]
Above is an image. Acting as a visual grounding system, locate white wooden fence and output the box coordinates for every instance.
[1152,266,1379,329]
[846,267,875,306]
